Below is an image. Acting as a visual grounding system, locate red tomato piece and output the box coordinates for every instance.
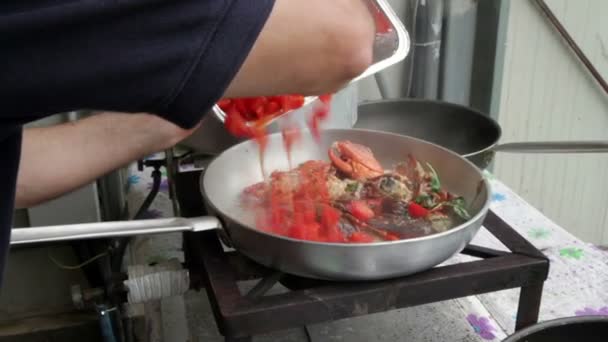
[252,126,268,152]
[308,116,320,141]
[281,124,301,153]
[292,199,310,220]
[348,200,375,222]
[224,109,252,138]
[319,94,332,104]
[289,224,307,240]
[321,205,341,227]
[246,98,263,118]
[320,205,344,242]
[325,226,345,242]
[286,95,305,109]
[384,232,401,241]
[370,4,392,33]
[254,106,266,119]
[267,96,283,104]
[408,202,429,218]
[307,101,331,142]
[217,99,232,111]
[349,232,375,243]
[290,222,321,241]
[315,106,329,120]
[233,99,248,115]
[278,96,290,112]
[306,223,323,241]
[264,101,281,116]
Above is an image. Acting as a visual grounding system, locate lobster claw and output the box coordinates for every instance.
[328,141,384,180]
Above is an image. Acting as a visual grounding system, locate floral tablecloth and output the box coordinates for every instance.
[125,161,608,341]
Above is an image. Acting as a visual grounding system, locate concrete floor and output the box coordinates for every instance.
[178,286,480,342]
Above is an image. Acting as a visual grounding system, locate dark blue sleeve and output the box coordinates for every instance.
[0,128,22,285]
[1,0,275,128]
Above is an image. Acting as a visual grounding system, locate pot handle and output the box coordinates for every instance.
[10,216,221,246]
[493,141,608,153]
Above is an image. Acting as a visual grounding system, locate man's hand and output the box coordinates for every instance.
[15,112,198,209]
[223,0,376,98]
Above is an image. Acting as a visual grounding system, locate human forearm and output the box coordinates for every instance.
[224,0,376,98]
[15,112,191,209]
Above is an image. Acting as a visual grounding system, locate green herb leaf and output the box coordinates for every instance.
[345,183,359,192]
[451,197,466,208]
[416,194,436,209]
[415,195,428,204]
[425,162,441,192]
[452,205,471,220]
[447,197,470,220]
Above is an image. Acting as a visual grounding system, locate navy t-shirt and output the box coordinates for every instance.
[0,0,275,285]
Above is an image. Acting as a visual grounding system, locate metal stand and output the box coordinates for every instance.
[174,168,549,341]
[182,211,549,341]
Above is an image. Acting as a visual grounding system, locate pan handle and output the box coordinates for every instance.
[10,216,221,246]
[492,141,608,153]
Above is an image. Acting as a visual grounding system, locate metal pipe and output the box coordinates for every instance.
[533,0,608,95]
[492,141,608,153]
[407,0,444,99]
[10,216,221,245]
[97,305,119,342]
[165,148,182,217]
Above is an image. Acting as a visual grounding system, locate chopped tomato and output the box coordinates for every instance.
[286,95,305,110]
[224,109,252,138]
[282,124,301,153]
[319,94,332,104]
[264,101,281,115]
[233,99,248,115]
[308,115,321,142]
[370,3,392,33]
[221,93,343,244]
[252,126,268,153]
[291,207,322,241]
[349,232,375,243]
[308,105,328,142]
[318,205,342,242]
[289,224,306,240]
[320,205,341,226]
[408,202,429,218]
[348,200,375,222]
[384,232,401,241]
[217,99,232,111]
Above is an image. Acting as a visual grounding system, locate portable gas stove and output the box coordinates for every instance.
[171,154,549,342]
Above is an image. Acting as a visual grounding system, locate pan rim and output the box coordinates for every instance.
[502,315,608,341]
[357,98,503,159]
[200,128,492,247]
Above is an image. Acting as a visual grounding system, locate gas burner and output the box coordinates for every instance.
[175,169,549,342]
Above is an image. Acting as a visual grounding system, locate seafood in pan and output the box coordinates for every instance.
[241,140,471,243]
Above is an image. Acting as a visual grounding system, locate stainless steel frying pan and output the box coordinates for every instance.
[356,99,608,169]
[11,129,490,281]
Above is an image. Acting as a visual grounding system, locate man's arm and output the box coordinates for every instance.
[2,0,375,129]
[15,112,194,209]
[223,0,375,98]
